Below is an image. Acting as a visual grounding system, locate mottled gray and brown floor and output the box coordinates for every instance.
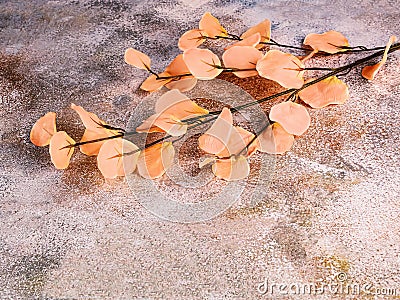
[1,0,399,299]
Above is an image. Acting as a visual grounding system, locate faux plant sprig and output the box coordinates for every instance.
[30,12,399,181]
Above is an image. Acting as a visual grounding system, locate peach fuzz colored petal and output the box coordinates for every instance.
[49,131,75,170]
[124,48,151,70]
[137,90,208,136]
[199,12,227,38]
[256,123,294,154]
[155,89,208,119]
[212,156,250,181]
[71,103,119,155]
[234,126,257,157]
[97,139,140,179]
[140,72,172,92]
[298,76,349,108]
[70,103,105,132]
[138,115,203,137]
[137,142,175,179]
[216,126,255,158]
[165,77,198,92]
[164,54,197,91]
[303,30,349,54]
[165,54,191,75]
[153,114,188,137]
[178,29,207,51]
[30,112,57,147]
[198,156,216,168]
[299,50,317,63]
[269,102,311,136]
[136,114,167,134]
[79,129,113,156]
[198,107,233,155]
[183,48,222,80]
[225,33,261,50]
[256,50,305,89]
[240,19,271,49]
[362,35,397,80]
[154,89,189,113]
[222,46,262,78]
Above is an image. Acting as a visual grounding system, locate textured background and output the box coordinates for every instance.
[1,0,399,299]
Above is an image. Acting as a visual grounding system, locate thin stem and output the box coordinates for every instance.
[99,124,126,133]
[302,67,336,71]
[337,45,387,53]
[263,38,313,51]
[157,73,193,80]
[205,35,241,41]
[62,133,125,149]
[227,33,242,40]
[145,65,160,78]
[221,67,257,72]
[63,127,139,150]
[154,67,257,81]
[202,31,388,55]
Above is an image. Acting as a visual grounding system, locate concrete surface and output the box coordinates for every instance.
[1,0,399,299]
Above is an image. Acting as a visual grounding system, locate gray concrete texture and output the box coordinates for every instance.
[1,0,399,299]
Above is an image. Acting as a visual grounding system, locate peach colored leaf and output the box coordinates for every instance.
[198,156,216,168]
[199,12,227,38]
[298,76,349,108]
[79,129,112,156]
[165,77,198,92]
[222,46,262,78]
[124,48,151,70]
[70,103,105,132]
[240,19,271,49]
[303,30,349,54]
[97,138,140,179]
[256,50,305,89]
[225,33,261,50]
[155,89,189,113]
[183,48,223,80]
[153,114,188,137]
[71,103,120,155]
[136,114,167,134]
[241,19,271,41]
[165,54,191,75]
[163,54,197,91]
[216,126,255,158]
[198,107,233,155]
[137,142,175,179]
[362,35,397,80]
[30,112,57,147]
[138,90,208,136]
[155,89,208,119]
[236,126,258,157]
[299,50,317,63]
[257,123,294,154]
[178,29,207,51]
[212,156,250,181]
[140,72,172,92]
[269,102,311,136]
[49,131,75,170]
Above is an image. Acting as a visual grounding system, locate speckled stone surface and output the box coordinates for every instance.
[1,0,399,299]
